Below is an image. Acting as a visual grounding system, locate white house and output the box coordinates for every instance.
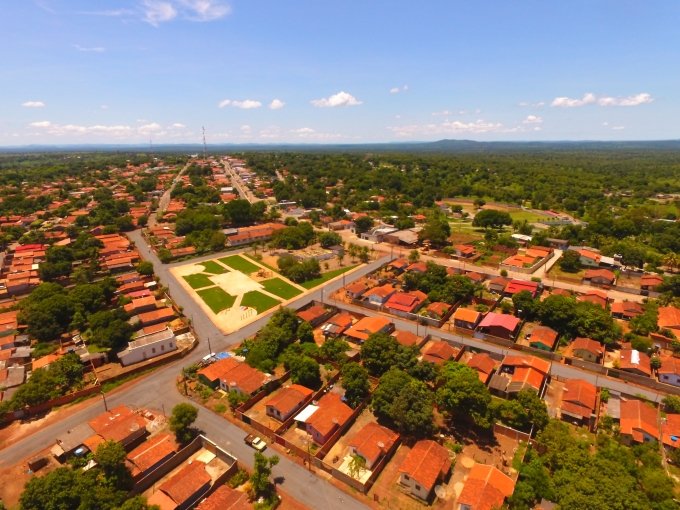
[118,327,177,366]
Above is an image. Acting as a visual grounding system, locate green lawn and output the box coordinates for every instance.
[300,265,357,289]
[261,278,302,300]
[197,287,236,313]
[183,273,215,289]
[241,291,280,314]
[219,255,261,274]
[200,260,227,274]
[508,209,549,223]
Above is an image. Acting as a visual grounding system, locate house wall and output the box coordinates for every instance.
[573,349,599,364]
[659,373,680,387]
[399,473,431,501]
[119,337,177,366]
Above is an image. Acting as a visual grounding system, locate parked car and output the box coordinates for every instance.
[244,434,267,451]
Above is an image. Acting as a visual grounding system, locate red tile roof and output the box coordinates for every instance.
[584,268,616,282]
[306,392,353,440]
[385,291,427,313]
[398,440,451,492]
[349,422,399,467]
[457,463,515,510]
[196,485,249,510]
[529,326,558,350]
[266,384,314,417]
[504,279,539,296]
[466,353,497,383]
[561,379,597,419]
[571,337,604,357]
[297,305,327,323]
[391,329,420,347]
[88,405,146,444]
[345,316,392,342]
[658,356,680,377]
[158,460,211,505]
[658,306,680,331]
[198,357,267,394]
[661,413,680,449]
[619,349,651,377]
[620,399,659,443]
[453,307,482,324]
[126,433,177,477]
[422,341,457,365]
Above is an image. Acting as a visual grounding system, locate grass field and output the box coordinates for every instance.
[197,287,236,313]
[508,210,549,223]
[301,265,357,289]
[241,291,280,314]
[261,277,302,300]
[183,273,215,289]
[200,260,227,274]
[219,255,261,274]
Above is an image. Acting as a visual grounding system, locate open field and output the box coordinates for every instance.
[261,277,303,299]
[197,287,236,313]
[219,254,262,274]
[183,273,214,289]
[241,290,280,314]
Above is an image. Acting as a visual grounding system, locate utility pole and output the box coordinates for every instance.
[206,335,213,356]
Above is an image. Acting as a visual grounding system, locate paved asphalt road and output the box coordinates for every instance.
[0,242,387,510]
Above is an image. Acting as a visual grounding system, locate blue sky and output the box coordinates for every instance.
[1,0,678,145]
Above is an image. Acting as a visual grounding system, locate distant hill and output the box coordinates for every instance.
[1,139,680,154]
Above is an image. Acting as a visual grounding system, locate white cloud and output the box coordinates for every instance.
[73,44,105,52]
[269,99,285,110]
[179,0,231,21]
[311,91,362,108]
[143,0,177,26]
[552,92,653,108]
[240,124,252,134]
[551,93,597,108]
[27,120,192,139]
[390,85,408,94]
[523,115,543,124]
[22,101,46,108]
[100,105,109,110]
[612,125,625,130]
[519,101,545,108]
[598,93,653,107]
[218,99,262,109]
[389,119,504,137]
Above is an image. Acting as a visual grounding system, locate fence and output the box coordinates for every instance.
[494,423,533,443]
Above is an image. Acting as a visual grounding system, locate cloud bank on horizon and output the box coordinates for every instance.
[1,0,676,144]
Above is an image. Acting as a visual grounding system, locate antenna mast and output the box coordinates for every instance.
[202,126,207,159]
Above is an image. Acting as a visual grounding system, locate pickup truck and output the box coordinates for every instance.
[244,434,267,451]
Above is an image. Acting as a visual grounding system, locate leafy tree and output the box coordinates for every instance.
[136,260,154,276]
[512,290,539,320]
[472,209,512,229]
[408,249,420,263]
[360,332,418,377]
[287,355,321,389]
[492,389,549,432]
[296,321,315,343]
[354,216,373,234]
[20,468,83,510]
[436,362,492,428]
[318,231,342,248]
[320,337,349,363]
[94,440,133,491]
[558,250,582,273]
[662,395,680,413]
[418,215,451,246]
[169,403,198,444]
[341,362,370,407]
[250,452,280,499]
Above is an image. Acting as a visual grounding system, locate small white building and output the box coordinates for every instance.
[118,327,177,366]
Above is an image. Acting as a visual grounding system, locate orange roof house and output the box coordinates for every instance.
[489,355,550,396]
[611,301,644,320]
[661,414,680,450]
[619,348,652,377]
[349,422,399,469]
[87,405,147,448]
[148,460,211,510]
[456,463,515,510]
[198,357,269,395]
[196,485,249,510]
[452,307,482,330]
[344,316,393,343]
[422,340,458,365]
[391,329,421,347]
[620,399,659,444]
[528,326,559,351]
[126,433,178,480]
[658,356,680,388]
[658,306,680,335]
[305,392,353,445]
[266,384,314,422]
[297,305,329,325]
[560,379,597,424]
[466,353,497,384]
[571,337,604,363]
[384,290,427,314]
[398,440,451,500]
